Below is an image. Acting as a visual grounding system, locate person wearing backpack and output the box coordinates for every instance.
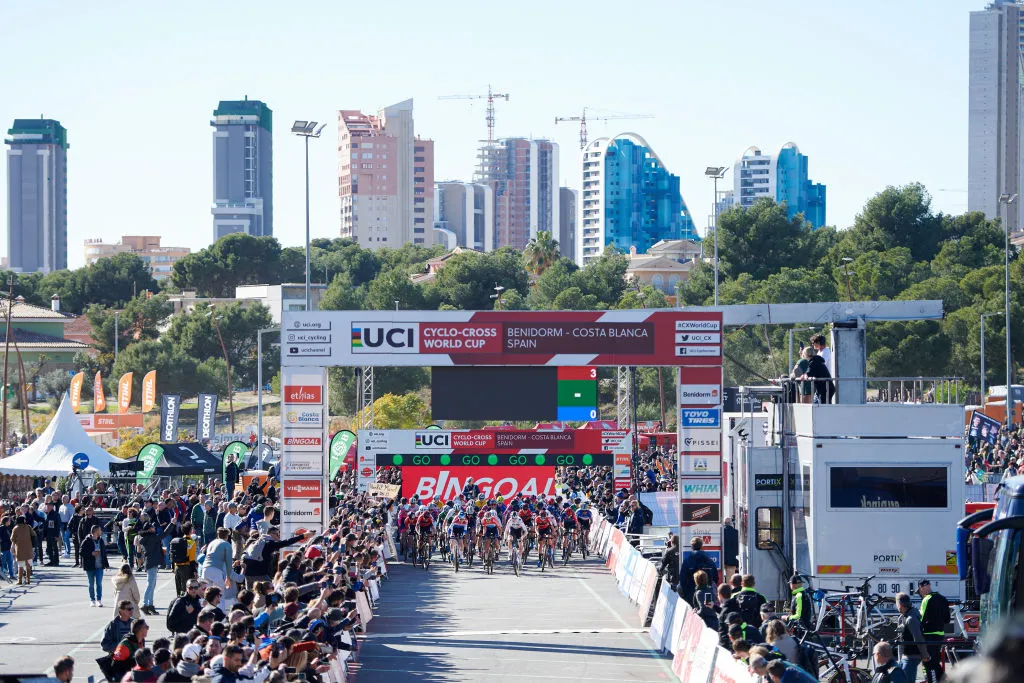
[917,580,950,682]
[169,527,192,596]
[736,574,769,628]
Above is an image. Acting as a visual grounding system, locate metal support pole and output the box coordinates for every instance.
[713,175,719,306]
[114,311,119,359]
[788,329,794,374]
[1007,216,1015,426]
[256,328,279,468]
[305,135,312,312]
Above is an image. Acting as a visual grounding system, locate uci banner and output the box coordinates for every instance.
[160,394,181,443]
[197,393,218,441]
[141,370,157,413]
[329,430,356,480]
[69,372,85,413]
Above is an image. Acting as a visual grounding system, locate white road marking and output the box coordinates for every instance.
[366,627,647,639]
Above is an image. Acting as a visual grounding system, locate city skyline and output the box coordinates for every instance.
[0,1,979,269]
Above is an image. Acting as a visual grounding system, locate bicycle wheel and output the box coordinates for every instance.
[562,537,572,566]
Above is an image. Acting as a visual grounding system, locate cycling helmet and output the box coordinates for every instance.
[477,493,485,501]
[418,505,427,512]
[467,477,475,484]
[562,502,571,509]
[540,510,549,517]
[581,501,590,509]
[445,500,454,508]
[487,498,496,505]
[496,495,504,503]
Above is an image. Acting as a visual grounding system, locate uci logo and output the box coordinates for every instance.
[415,432,450,448]
[352,324,419,353]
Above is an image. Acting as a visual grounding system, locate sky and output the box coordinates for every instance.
[1,0,978,269]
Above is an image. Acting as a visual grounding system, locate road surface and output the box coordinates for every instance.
[0,552,672,682]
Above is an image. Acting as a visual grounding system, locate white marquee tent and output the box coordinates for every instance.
[0,394,119,476]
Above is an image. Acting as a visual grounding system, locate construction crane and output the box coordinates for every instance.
[554,108,655,149]
[439,85,510,143]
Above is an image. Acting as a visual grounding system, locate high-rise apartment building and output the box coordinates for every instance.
[5,118,68,273]
[475,138,559,250]
[578,133,696,266]
[558,187,577,260]
[210,98,273,241]
[727,144,826,228]
[969,1,1023,230]
[338,99,435,247]
[83,235,191,280]
[434,181,494,251]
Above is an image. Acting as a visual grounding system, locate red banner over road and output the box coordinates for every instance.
[402,466,557,501]
[282,310,723,367]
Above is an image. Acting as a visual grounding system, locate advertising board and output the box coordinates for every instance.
[281,477,326,536]
[282,310,723,367]
[402,466,557,501]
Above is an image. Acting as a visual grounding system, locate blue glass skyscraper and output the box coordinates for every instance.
[578,133,697,265]
[732,143,826,228]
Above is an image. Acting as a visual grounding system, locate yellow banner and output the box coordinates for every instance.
[69,372,84,413]
[117,372,133,414]
[93,371,106,413]
[141,370,156,413]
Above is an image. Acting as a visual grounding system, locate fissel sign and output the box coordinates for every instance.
[282,310,723,367]
[680,430,721,452]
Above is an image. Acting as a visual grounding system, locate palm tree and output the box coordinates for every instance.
[523,231,560,275]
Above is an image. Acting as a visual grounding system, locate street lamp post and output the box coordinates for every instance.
[490,284,505,310]
[981,312,1005,405]
[114,311,119,359]
[841,257,854,301]
[291,121,326,312]
[209,311,235,433]
[705,166,728,306]
[1000,193,1018,425]
[256,327,279,468]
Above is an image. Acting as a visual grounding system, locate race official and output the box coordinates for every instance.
[917,580,950,683]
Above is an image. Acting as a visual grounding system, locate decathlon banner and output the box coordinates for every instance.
[160,394,181,442]
[401,466,556,501]
[281,310,722,367]
[197,393,218,441]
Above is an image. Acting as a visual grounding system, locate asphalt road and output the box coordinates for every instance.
[356,552,673,683]
[0,561,180,680]
[0,552,672,682]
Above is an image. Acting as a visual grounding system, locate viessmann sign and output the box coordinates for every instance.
[281,311,722,367]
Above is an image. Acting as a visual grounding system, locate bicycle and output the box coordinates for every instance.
[509,536,523,576]
[483,536,498,574]
[417,532,432,571]
[793,623,870,683]
[562,529,576,566]
[580,526,590,559]
[538,534,555,571]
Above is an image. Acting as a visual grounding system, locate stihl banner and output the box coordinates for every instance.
[402,466,556,501]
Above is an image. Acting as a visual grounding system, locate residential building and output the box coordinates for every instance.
[83,235,191,279]
[731,144,826,228]
[475,138,559,251]
[969,1,1024,230]
[625,239,702,299]
[211,98,273,241]
[5,118,68,273]
[409,247,483,285]
[558,187,577,259]
[0,294,89,371]
[338,99,435,247]
[434,181,494,251]
[234,283,327,323]
[578,133,697,266]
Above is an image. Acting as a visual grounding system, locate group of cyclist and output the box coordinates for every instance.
[395,477,595,570]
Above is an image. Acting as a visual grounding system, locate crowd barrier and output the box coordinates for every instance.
[591,518,757,683]
[321,528,394,683]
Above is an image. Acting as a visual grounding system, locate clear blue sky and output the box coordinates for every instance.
[1,0,976,269]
